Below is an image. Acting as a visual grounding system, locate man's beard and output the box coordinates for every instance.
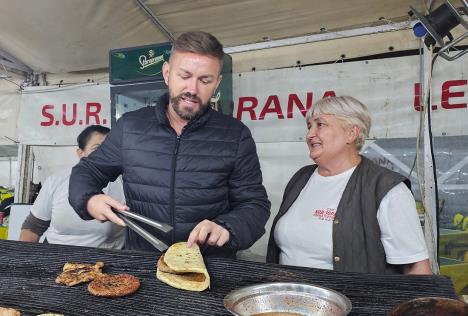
[170,91,209,121]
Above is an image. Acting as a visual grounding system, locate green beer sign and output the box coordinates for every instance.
[109,43,232,115]
[109,43,172,84]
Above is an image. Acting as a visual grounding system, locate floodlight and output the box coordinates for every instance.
[410,0,468,61]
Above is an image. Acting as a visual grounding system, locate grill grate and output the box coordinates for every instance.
[0,240,457,316]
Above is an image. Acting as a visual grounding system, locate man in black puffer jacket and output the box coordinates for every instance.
[69,31,271,257]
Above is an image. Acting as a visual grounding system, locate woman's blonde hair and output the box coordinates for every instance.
[306,96,371,150]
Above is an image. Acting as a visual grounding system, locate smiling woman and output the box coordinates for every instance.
[266,96,432,275]
[305,97,370,171]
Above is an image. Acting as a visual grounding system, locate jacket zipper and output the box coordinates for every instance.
[170,134,182,244]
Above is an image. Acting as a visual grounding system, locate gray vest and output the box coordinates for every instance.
[266,156,408,274]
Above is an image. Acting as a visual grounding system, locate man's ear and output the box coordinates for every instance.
[162,61,170,85]
[213,74,222,92]
[76,148,84,159]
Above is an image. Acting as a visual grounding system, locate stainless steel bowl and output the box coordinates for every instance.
[224,282,352,316]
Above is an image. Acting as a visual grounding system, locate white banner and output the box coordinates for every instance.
[234,54,468,142]
[19,84,111,145]
[0,77,22,145]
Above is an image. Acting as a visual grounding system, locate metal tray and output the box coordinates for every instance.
[224,282,352,316]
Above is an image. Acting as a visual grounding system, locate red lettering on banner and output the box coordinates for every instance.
[39,102,106,126]
[62,103,77,126]
[40,105,54,126]
[322,91,336,98]
[236,80,466,121]
[441,80,467,109]
[414,83,422,112]
[287,93,313,118]
[414,80,467,112]
[237,96,258,120]
[259,95,284,120]
[237,91,338,121]
[86,102,101,124]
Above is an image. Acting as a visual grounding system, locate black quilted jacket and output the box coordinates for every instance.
[69,93,270,257]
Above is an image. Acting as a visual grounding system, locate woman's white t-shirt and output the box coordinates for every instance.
[31,168,126,249]
[274,167,428,269]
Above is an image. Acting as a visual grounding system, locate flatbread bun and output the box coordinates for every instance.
[156,242,210,291]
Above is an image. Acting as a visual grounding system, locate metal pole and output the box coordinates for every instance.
[14,145,33,203]
[225,21,412,54]
[421,41,439,273]
[134,0,175,42]
[8,157,12,188]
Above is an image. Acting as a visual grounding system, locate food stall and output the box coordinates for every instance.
[0,1,467,314]
[0,240,458,315]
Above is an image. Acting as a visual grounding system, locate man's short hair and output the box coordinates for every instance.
[172,31,224,62]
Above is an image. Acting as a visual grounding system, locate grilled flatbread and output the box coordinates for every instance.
[55,261,104,286]
[157,253,182,274]
[88,274,140,297]
[156,242,210,291]
[0,307,20,316]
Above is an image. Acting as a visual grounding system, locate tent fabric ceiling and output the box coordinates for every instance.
[0,0,448,74]
[145,0,424,45]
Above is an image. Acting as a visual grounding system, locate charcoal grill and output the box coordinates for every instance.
[0,240,458,316]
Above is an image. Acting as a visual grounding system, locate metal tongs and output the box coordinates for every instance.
[112,208,173,252]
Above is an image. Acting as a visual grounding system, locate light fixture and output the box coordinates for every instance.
[410,0,468,61]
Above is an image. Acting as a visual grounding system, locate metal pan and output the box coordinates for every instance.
[224,282,352,316]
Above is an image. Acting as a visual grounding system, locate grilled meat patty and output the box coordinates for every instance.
[55,261,105,286]
[88,274,140,297]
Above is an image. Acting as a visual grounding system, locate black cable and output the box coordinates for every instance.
[408,46,425,180]
[427,53,440,267]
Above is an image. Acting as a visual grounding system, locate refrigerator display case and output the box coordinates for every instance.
[109,42,232,126]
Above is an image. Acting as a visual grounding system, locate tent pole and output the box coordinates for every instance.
[134,0,175,42]
[421,40,440,273]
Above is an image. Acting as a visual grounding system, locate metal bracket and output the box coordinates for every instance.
[410,0,468,61]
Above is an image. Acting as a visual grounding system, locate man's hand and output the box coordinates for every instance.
[87,194,128,226]
[187,219,230,248]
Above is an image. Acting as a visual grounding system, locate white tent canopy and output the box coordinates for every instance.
[0,0,442,75]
